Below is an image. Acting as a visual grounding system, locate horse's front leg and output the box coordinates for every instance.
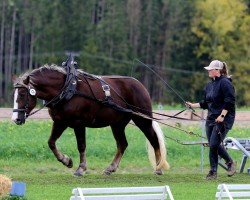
[73,126,87,176]
[48,122,73,168]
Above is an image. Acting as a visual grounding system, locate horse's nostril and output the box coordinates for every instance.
[15,118,24,125]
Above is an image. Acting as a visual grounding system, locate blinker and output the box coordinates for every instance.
[29,87,36,96]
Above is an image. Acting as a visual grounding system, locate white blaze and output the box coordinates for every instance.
[11,89,19,121]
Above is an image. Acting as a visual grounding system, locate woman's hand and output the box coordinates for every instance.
[216,110,228,123]
[185,102,193,108]
[185,102,200,108]
[215,115,224,123]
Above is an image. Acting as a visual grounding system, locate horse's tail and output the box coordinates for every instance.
[147,121,170,171]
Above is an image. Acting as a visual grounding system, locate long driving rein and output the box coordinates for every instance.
[13,56,207,143]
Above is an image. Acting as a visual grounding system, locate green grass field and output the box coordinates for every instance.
[0,120,249,200]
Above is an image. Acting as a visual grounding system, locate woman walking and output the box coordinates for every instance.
[186,60,236,180]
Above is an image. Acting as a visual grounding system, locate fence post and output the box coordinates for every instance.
[200,110,205,173]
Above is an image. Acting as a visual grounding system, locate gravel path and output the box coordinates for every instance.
[1,108,250,127]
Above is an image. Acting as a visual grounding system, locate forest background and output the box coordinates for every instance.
[0,0,249,107]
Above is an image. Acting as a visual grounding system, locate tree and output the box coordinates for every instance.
[0,0,249,106]
[161,0,200,103]
[0,0,6,104]
[192,0,250,105]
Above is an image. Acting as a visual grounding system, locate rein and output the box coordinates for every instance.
[86,75,205,121]
[135,59,196,113]
[74,81,207,140]
[130,110,206,140]
[72,70,207,141]
[73,74,206,140]
[14,55,79,118]
[15,56,206,143]
[13,82,69,118]
[28,69,79,117]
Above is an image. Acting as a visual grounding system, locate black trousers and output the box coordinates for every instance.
[206,123,233,172]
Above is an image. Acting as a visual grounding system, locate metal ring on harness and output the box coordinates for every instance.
[102,85,111,97]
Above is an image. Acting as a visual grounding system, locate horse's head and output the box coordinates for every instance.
[12,76,37,125]
[11,64,68,124]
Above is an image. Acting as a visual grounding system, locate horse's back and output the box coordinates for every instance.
[102,76,152,114]
[102,75,150,99]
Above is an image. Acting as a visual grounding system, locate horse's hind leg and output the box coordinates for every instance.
[104,122,128,175]
[132,117,167,175]
[73,126,87,176]
[48,121,73,168]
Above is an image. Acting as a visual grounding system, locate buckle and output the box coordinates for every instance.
[102,85,111,97]
[102,85,110,91]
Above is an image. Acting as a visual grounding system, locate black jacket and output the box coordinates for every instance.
[199,76,235,129]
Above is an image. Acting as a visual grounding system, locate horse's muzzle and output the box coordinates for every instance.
[14,118,25,125]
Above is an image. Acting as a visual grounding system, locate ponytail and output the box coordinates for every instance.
[220,62,231,78]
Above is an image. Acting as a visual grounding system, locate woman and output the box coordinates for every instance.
[186,60,236,180]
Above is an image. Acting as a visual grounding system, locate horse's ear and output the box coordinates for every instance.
[23,76,30,85]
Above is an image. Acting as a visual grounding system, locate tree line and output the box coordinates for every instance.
[0,0,249,106]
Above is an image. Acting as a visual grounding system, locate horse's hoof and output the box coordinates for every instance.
[67,158,73,168]
[74,167,86,176]
[154,169,163,175]
[103,170,112,176]
[74,171,83,176]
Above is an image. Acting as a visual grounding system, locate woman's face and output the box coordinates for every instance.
[207,69,221,78]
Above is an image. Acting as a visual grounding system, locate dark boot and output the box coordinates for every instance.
[227,161,237,177]
[206,170,217,180]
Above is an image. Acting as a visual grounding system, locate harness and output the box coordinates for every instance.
[14,55,207,145]
[44,55,78,107]
[96,76,111,100]
[40,55,132,115]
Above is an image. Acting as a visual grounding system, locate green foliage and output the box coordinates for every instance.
[192,0,250,105]
[79,1,130,75]
[0,1,249,106]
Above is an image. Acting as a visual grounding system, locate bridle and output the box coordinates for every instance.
[13,83,35,119]
[12,73,78,120]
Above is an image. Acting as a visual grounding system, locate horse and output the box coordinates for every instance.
[11,63,170,176]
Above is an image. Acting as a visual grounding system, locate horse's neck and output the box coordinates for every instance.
[31,70,65,100]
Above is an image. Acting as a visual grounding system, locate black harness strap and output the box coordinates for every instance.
[45,55,78,108]
[61,56,78,101]
[74,90,132,113]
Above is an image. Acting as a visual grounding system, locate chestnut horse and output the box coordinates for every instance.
[12,64,169,176]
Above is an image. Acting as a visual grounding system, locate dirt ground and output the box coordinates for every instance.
[1,108,250,127]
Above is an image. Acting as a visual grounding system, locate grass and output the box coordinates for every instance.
[0,120,249,200]
[3,173,249,200]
